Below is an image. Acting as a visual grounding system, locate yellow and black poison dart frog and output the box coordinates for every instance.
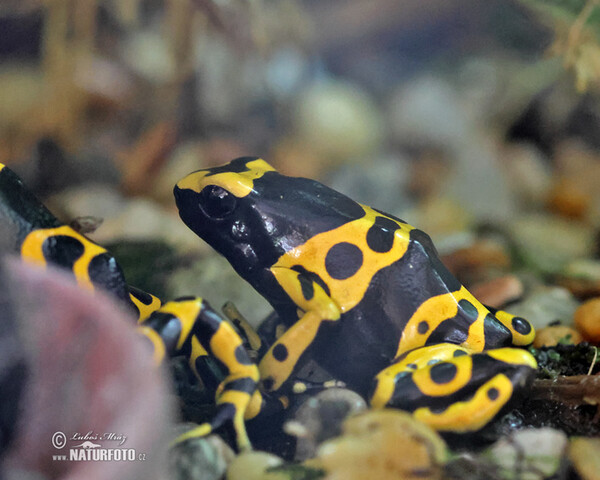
[0,158,538,453]
[174,157,538,438]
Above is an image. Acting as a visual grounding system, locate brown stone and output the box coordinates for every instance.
[574,298,600,343]
[470,275,524,309]
[533,325,583,348]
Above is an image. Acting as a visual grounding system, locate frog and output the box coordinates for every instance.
[173,156,538,443]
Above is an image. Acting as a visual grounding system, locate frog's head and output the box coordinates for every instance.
[174,156,365,287]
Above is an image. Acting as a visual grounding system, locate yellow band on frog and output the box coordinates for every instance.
[176,158,275,198]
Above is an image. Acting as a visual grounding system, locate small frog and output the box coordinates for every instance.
[174,156,537,439]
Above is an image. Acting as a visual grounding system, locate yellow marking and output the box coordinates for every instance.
[413,374,513,431]
[259,311,330,391]
[180,317,258,451]
[257,269,340,391]
[260,265,348,391]
[20,225,108,292]
[171,423,212,446]
[188,336,209,379]
[494,310,536,346]
[157,299,203,350]
[216,388,252,407]
[222,301,262,352]
[137,326,166,365]
[245,390,263,420]
[395,287,490,358]
[176,158,275,198]
[372,344,474,408]
[272,205,413,314]
[174,408,251,450]
[411,356,473,397]
[0,163,5,172]
[209,322,260,382]
[485,348,537,369]
[370,372,396,409]
[395,343,471,370]
[271,268,340,319]
[131,292,162,323]
[233,412,251,451]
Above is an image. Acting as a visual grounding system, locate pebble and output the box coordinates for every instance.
[46,184,127,222]
[293,81,384,163]
[169,433,235,480]
[553,140,600,227]
[226,451,285,480]
[328,154,412,219]
[443,136,518,223]
[469,275,524,309]
[90,198,204,253]
[501,142,552,208]
[485,428,568,480]
[388,76,472,151]
[557,259,600,298]
[288,388,367,461]
[408,151,451,199]
[574,298,600,343]
[533,325,583,348]
[306,409,447,480]
[547,176,591,220]
[440,239,511,285]
[269,136,329,180]
[122,29,176,84]
[408,196,472,240]
[554,140,600,204]
[507,214,595,274]
[569,437,600,480]
[505,286,579,331]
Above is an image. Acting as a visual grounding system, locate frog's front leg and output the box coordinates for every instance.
[140,298,259,451]
[259,267,341,393]
[370,344,537,431]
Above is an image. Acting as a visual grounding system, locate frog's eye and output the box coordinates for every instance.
[199,185,237,219]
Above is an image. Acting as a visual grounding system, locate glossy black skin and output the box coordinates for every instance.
[174,157,514,395]
[0,166,60,248]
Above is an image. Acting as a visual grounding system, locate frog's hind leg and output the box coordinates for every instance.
[369,343,537,432]
[139,297,259,451]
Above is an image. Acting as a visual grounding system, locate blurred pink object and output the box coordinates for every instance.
[2,258,173,480]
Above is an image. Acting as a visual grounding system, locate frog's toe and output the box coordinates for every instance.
[370,347,537,432]
[487,307,536,346]
[172,403,252,452]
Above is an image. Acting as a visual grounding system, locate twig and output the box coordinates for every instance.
[531,374,600,406]
[588,346,598,376]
